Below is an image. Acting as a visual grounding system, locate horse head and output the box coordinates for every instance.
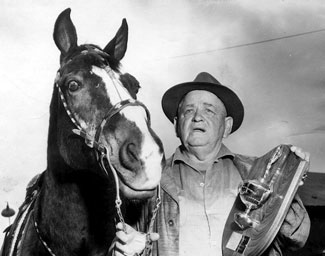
[51,8,164,200]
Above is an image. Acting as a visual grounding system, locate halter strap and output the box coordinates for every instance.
[105,66,123,101]
[70,98,150,154]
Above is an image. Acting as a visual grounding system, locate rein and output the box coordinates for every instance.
[33,51,161,256]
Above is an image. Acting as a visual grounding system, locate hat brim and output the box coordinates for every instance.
[161,81,244,133]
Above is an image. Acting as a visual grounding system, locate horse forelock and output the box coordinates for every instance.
[60,44,120,72]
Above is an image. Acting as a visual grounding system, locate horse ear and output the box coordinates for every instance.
[53,8,78,56]
[103,19,128,61]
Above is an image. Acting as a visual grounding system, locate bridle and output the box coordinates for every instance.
[34,50,161,256]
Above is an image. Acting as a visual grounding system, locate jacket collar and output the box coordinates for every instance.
[160,166,181,203]
[172,144,234,168]
[161,144,235,203]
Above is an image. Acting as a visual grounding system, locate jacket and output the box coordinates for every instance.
[151,152,310,256]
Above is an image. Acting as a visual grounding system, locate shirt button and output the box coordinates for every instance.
[199,182,205,187]
[168,220,174,226]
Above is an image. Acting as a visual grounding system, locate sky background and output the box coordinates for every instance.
[1,0,325,240]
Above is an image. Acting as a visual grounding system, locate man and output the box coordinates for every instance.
[111,72,310,256]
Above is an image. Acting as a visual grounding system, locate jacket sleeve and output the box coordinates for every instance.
[261,194,310,256]
[276,193,310,250]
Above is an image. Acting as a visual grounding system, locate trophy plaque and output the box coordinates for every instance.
[222,144,309,256]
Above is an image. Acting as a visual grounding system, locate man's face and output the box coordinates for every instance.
[176,90,233,151]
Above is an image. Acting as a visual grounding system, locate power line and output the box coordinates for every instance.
[170,28,325,59]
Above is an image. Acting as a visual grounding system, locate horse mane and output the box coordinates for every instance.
[44,85,118,248]
[47,84,60,168]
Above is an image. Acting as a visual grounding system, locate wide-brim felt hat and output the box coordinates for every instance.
[162,72,244,133]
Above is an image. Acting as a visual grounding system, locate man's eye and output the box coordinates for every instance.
[206,109,216,115]
[68,80,80,92]
[184,109,194,115]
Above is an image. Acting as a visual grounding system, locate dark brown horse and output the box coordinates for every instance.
[1,8,164,256]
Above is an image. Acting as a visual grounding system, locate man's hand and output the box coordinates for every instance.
[108,222,159,256]
[290,145,310,162]
[290,145,310,186]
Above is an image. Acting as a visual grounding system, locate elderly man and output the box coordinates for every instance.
[111,72,310,256]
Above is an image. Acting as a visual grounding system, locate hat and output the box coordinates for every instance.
[161,72,244,133]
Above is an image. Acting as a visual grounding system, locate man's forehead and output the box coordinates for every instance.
[180,90,226,108]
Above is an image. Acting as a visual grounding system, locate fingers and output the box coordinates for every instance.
[116,222,129,232]
[116,222,124,231]
[290,146,310,162]
[290,146,310,186]
[116,230,128,244]
[115,224,137,244]
[148,232,160,242]
[113,222,148,255]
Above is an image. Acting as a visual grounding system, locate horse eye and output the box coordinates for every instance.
[68,80,80,92]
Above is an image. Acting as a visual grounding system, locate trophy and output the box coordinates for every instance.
[234,146,282,229]
[222,144,309,256]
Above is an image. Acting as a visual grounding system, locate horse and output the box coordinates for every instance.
[1,8,164,256]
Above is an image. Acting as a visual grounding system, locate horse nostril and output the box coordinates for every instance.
[120,141,141,171]
[126,143,139,162]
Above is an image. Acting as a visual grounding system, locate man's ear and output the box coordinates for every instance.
[173,117,180,138]
[223,116,233,138]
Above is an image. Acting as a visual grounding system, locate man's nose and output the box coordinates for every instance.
[192,109,203,122]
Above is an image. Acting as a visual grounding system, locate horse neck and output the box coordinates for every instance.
[35,164,117,254]
[35,89,117,254]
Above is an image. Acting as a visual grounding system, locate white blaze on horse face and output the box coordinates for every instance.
[121,106,163,189]
[92,66,131,104]
[92,66,162,189]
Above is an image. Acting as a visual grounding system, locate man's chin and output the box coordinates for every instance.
[187,139,209,147]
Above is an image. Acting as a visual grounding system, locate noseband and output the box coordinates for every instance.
[34,50,161,256]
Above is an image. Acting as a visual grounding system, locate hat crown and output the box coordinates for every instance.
[194,72,221,85]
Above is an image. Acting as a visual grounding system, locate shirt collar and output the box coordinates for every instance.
[172,143,235,168]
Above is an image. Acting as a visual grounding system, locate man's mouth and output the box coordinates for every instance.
[192,127,205,132]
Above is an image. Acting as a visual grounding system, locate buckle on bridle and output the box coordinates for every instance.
[72,129,95,148]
